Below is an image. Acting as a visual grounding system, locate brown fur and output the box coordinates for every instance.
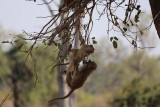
[48,60,97,102]
[66,44,94,78]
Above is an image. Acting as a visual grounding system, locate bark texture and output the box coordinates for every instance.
[149,0,160,38]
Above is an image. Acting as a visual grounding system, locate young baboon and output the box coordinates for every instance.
[66,44,94,79]
[48,60,97,102]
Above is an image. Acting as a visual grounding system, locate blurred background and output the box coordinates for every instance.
[0,0,160,107]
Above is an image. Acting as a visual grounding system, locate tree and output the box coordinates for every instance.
[0,35,59,107]
[22,0,159,49]
[149,0,160,38]
[2,0,160,106]
[16,1,159,79]
[6,47,33,107]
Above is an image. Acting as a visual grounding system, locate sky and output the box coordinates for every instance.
[0,0,160,55]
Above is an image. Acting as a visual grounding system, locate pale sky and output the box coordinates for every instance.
[0,0,160,55]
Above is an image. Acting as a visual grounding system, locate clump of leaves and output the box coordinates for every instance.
[110,36,119,49]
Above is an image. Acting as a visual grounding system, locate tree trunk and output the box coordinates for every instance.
[56,3,70,107]
[56,31,70,107]
[149,0,160,38]
[12,79,19,107]
[56,71,66,107]
[42,1,70,107]
[11,61,32,107]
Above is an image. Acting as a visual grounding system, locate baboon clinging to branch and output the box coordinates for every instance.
[48,60,97,102]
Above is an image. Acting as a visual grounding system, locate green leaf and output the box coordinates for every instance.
[137,10,141,16]
[136,5,141,10]
[112,41,118,49]
[92,40,97,44]
[92,37,95,39]
[114,37,118,41]
[110,37,113,42]
[132,40,135,45]
[134,15,139,23]
[123,27,127,32]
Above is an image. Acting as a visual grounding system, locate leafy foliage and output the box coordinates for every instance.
[0,37,59,106]
[111,78,160,107]
[83,50,160,107]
